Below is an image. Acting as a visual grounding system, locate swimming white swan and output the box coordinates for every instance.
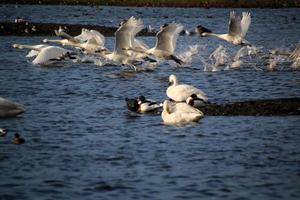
[200,11,251,45]
[126,23,184,65]
[0,97,25,118]
[161,100,203,124]
[13,44,74,65]
[166,74,209,104]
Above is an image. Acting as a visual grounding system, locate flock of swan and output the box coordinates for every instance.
[2,11,300,124]
[11,11,300,71]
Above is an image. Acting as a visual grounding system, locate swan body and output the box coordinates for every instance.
[166,74,208,104]
[161,100,203,124]
[201,11,251,45]
[25,44,48,58]
[0,97,25,118]
[13,44,73,65]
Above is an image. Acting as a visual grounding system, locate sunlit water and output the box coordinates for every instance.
[1,5,300,200]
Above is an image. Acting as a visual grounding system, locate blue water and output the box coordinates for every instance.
[1,5,300,200]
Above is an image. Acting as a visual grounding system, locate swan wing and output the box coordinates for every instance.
[290,43,300,60]
[133,38,149,51]
[174,102,203,114]
[115,16,143,54]
[90,30,106,47]
[240,12,251,38]
[32,46,69,65]
[167,84,207,102]
[26,45,47,57]
[228,11,242,36]
[155,23,183,53]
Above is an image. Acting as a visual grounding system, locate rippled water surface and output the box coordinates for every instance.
[1,5,300,200]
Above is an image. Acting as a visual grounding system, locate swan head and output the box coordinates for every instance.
[12,44,22,49]
[168,74,178,86]
[195,25,212,36]
[160,24,168,29]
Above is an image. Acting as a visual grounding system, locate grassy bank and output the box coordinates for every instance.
[1,0,299,8]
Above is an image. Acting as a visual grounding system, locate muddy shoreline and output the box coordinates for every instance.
[1,0,299,8]
[126,97,300,116]
[0,22,154,37]
[201,98,300,116]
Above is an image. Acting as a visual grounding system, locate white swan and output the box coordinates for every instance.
[0,97,25,118]
[126,23,184,65]
[96,16,146,70]
[161,100,203,124]
[13,44,74,65]
[200,11,251,45]
[43,28,105,53]
[166,74,209,104]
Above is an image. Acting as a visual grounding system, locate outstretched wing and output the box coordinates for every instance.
[115,16,144,54]
[155,23,184,53]
[240,12,251,38]
[228,11,242,36]
[290,43,300,60]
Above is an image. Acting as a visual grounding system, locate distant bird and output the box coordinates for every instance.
[0,97,25,118]
[13,44,75,65]
[166,74,209,104]
[0,128,7,137]
[125,23,185,65]
[125,96,162,113]
[199,11,251,45]
[161,99,203,124]
[11,133,25,145]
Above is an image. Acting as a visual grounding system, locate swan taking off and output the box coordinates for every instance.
[161,100,203,124]
[200,11,251,45]
[44,27,106,53]
[167,74,208,104]
[13,44,74,65]
[96,16,147,70]
[126,23,184,65]
[0,97,25,118]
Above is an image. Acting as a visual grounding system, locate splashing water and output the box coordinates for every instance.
[292,57,300,69]
[178,44,201,64]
